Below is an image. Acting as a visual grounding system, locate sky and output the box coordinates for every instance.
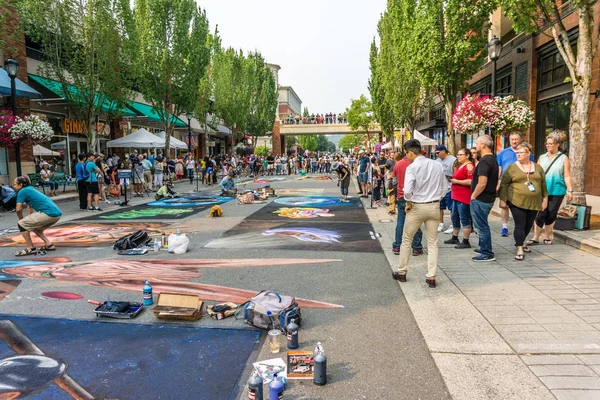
[198,0,388,115]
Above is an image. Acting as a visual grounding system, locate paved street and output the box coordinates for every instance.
[2,176,600,399]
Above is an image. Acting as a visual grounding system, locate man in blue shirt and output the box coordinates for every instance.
[358,151,371,197]
[497,133,533,236]
[85,152,103,211]
[0,182,17,211]
[13,175,62,256]
[75,153,89,210]
[219,169,236,196]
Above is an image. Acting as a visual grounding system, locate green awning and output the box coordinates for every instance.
[28,74,138,117]
[128,101,187,127]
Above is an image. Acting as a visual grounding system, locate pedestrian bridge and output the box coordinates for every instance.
[279,122,382,136]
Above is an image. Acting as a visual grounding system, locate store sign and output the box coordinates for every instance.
[207,141,216,147]
[62,118,111,137]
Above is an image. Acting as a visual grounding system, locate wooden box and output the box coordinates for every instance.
[151,292,203,321]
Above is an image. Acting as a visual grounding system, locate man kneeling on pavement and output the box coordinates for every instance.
[219,169,236,197]
[13,176,61,257]
[155,181,177,200]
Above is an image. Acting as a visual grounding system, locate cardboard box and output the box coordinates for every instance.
[152,292,203,321]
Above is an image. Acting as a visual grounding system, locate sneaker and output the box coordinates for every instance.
[412,248,424,256]
[444,237,460,245]
[472,254,496,262]
[455,242,472,249]
[437,223,444,232]
[501,227,509,237]
[80,208,87,211]
[473,248,482,254]
[392,246,399,255]
[105,200,112,204]
[87,207,94,212]
[93,207,103,212]
[444,227,454,234]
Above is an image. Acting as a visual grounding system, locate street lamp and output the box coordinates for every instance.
[487,36,502,97]
[4,57,21,177]
[186,112,193,155]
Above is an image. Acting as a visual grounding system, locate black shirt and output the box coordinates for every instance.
[471,154,499,203]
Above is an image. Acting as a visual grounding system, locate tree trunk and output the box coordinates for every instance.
[444,97,456,155]
[567,4,594,206]
[87,115,97,154]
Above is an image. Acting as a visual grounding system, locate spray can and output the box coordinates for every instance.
[286,319,299,350]
[247,370,263,400]
[313,342,327,386]
[143,280,153,306]
[161,232,166,248]
[268,373,285,400]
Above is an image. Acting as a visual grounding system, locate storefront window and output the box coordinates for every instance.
[536,95,571,157]
[540,52,569,89]
[0,148,8,177]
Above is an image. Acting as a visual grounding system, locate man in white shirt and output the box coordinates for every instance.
[393,139,447,288]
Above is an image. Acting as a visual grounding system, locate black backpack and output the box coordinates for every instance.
[113,230,151,250]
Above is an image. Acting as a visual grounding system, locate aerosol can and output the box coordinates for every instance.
[313,342,327,386]
[247,370,263,400]
[143,280,153,306]
[268,373,285,399]
[286,319,299,349]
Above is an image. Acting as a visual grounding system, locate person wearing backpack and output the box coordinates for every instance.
[85,152,103,212]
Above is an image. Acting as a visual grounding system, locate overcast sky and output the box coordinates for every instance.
[198,0,387,115]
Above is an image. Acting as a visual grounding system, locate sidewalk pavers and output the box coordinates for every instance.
[365,199,600,399]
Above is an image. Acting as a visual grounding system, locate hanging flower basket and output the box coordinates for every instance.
[0,111,54,147]
[495,96,535,136]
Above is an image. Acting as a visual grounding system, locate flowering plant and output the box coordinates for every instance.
[452,94,499,134]
[0,112,54,147]
[452,94,535,136]
[495,96,535,136]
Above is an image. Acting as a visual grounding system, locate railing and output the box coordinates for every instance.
[281,116,348,125]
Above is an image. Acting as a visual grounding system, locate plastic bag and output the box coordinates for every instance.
[168,233,189,254]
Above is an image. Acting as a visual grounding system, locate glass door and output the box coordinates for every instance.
[536,95,571,158]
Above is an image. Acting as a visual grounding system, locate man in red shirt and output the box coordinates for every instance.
[391,152,423,256]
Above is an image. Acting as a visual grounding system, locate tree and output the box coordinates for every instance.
[19,0,137,151]
[369,38,395,140]
[346,95,376,151]
[338,134,365,153]
[254,145,269,156]
[303,107,310,117]
[134,0,210,154]
[316,135,330,152]
[502,0,598,204]
[285,135,298,149]
[411,0,496,154]
[246,52,278,147]
[298,135,318,152]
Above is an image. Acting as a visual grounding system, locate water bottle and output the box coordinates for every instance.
[247,370,263,400]
[268,373,285,399]
[176,228,181,236]
[153,239,160,253]
[286,319,299,349]
[313,342,327,386]
[143,280,153,306]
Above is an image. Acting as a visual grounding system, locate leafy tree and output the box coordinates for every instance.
[346,95,376,151]
[18,0,137,151]
[502,0,597,204]
[134,0,210,154]
[369,38,395,140]
[303,107,310,117]
[298,135,318,152]
[338,134,365,153]
[285,135,298,149]
[196,28,221,148]
[316,135,330,152]
[246,52,278,147]
[411,0,496,154]
[254,145,269,156]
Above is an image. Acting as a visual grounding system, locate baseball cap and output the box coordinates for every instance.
[435,145,447,152]
[331,161,340,170]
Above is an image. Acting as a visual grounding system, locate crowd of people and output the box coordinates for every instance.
[281,112,348,125]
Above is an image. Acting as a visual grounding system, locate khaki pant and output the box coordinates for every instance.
[143,170,153,190]
[398,202,439,278]
[389,194,396,213]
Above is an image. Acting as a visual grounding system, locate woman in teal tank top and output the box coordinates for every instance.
[528,130,573,245]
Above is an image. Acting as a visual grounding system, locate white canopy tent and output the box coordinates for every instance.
[413,130,438,146]
[156,131,188,150]
[106,128,164,148]
[33,145,61,156]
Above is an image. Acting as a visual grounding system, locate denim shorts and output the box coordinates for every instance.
[358,172,368,183]
[440,191,453,210]
[451,201,472,229]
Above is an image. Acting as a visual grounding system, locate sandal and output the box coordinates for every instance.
[15,247,37,257]
[515,253,525,261]
[526,239,539,245]
[523,246,532,253]
[40,244,56,251]
[543,239,553,245]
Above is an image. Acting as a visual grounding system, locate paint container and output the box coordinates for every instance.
[313,342,327,386]
[268,373,285,399]
[143,280,153,306]
[247,370,263,400]
[286,319,299,349]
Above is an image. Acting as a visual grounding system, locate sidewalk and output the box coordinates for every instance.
[366,201,600,400]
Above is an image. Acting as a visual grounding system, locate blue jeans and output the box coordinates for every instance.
[393,198,423,249]
[470,199,494,257]
[451,201,472,229]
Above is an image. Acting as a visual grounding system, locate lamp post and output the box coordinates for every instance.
[186,112,193,156]
[487,36,502,98]
[4,57,21,177]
